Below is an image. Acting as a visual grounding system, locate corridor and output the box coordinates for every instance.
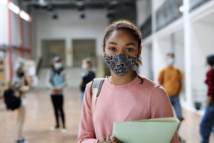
[0,88,213,143]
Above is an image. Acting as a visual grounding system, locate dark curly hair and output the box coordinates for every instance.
[103,20,142,68]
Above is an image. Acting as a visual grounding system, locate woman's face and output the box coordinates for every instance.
[103,30,141,56]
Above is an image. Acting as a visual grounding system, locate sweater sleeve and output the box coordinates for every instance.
[149,85,179,143]
[77,82,99,143]
[46,69,53,89]
[158,69,164,83]
[206,71,214,96]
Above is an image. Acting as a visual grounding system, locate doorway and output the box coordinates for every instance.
[41,40,66,67]
[72,39,96,67]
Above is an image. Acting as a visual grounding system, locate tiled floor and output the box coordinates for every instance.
[0,88,213,143]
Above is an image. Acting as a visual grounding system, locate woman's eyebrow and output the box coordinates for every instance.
[126,43,137,47]
[107,42,117,45]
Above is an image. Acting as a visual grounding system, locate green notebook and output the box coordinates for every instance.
[112,117,180,143]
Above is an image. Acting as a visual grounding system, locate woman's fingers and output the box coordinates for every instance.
[98,137,106,143]
[106,135,111,141]
[110,136,121,143]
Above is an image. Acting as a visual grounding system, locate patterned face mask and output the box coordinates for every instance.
[104,54,138,76]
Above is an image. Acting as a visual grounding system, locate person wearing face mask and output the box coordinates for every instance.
[11,62,31,143]
[200,55,214,143]
[78,20,179,143]
[46,56,67,133]
[79,58,95,106]
[158,53,184,142]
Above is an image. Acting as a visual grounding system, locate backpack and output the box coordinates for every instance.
[50,68,64,87]
[91,78,105,114]
[90,78,104,136]
[3,89,21,111]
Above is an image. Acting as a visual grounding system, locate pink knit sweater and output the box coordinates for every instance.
[78,76,179,143]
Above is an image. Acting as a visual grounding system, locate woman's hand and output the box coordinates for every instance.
[110,136,122,143]
[206,96,212,106]
[98,135,122,143]
[52,87,58,93]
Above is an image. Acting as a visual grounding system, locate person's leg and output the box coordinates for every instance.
[16,104,25,141]
[51,95,59,128]
[80,91,84,106]
[200,102,214,143]
[169,96,185,142]
[168,96,174,106]
[173,96,182,120]
[58,95,65,129]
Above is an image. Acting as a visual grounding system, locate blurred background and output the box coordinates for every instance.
[0,0,214,143]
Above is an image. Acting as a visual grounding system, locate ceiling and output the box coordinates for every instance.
[20,0,136,12]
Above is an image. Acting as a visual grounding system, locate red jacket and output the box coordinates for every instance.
[205,69,214,96]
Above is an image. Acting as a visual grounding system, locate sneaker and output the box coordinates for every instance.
[179,136,185,143]
[50,126,59,131]
[16,139,28,143]
[16,140,22,143]
[61,128,67,133]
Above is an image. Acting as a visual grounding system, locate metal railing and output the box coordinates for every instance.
[189,0,209,11]
[140,15,152,39]
[156,0,183,31]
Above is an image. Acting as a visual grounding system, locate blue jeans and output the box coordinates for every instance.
[169,96,182,119]
[169,96,182,131]
[79,91,84,107]
[200,100,214,143]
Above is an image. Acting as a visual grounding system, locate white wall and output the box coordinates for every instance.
[152,37,171,83]
[0,3,8,45]
[191,21,214,90]
[139,44,153,80]
[11,11,20,46]
[34,9,108,67]
[139,45,149,78]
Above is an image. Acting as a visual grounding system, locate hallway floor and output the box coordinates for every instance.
[0,88,213,143]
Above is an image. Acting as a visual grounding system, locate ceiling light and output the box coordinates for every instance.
[107,10,115,18]
[39,0,47,6]
[52,14,58,20]
[20,10,31,22]
[76,0,84,7]
[8,2,20,14]
[80,13,85,19]
[109,0,118,5]
[179,5,184,13]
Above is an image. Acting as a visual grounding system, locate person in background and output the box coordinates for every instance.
[200,55,214,143]
[158,53,185,142]
[78,20,178,143]
[46,57,67,133]
[14,63,31,143]
[79,58,95,106]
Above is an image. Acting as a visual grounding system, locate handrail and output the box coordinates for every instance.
[189,0,209,11]
[156,0,183,31]
[140,15,152,39]
[35,57,42,75]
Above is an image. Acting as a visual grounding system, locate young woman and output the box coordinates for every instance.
[14,64,31,143]
[78,20,179,143]
[47,57,67,133]
[80,58,96,106]
[200,55,214,143]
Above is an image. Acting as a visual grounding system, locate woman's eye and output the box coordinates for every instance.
[126,48,134,52]
[109,47,117,51]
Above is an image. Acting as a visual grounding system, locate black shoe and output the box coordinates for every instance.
[179,136,185,143]
[16,139,28,143]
